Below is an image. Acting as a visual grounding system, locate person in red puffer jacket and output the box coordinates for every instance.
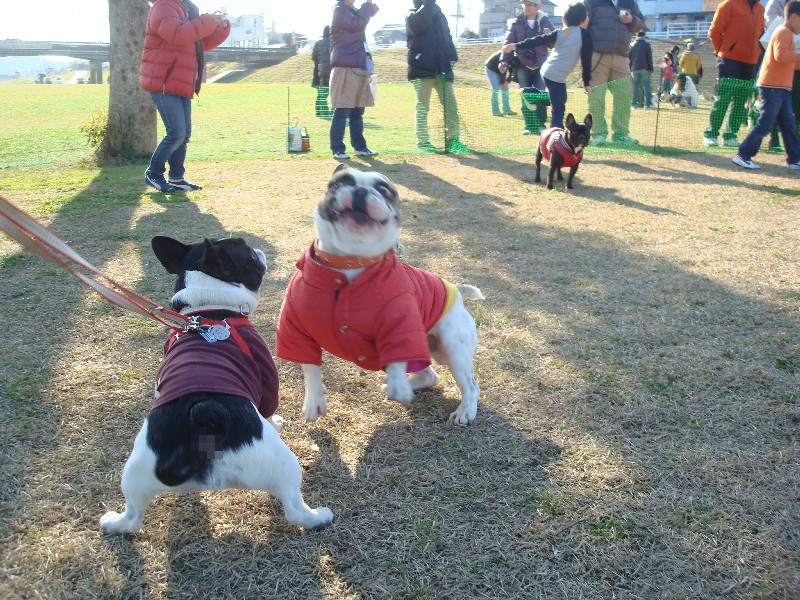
[140,0,230,193]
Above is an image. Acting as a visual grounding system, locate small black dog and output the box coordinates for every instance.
[100,236,333,535]
[535,113,593,190]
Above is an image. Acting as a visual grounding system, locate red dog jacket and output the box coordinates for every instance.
[539,127,582,168]
[276,242,456,372]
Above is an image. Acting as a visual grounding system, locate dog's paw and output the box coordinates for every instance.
[268,414,285,432]
[99,511,136,535]
[384,376,414,404]
[302,395,328,421]
[547,184,554,190]
[534,175,541,183]
[409,367,440,391]
[308,507,335,530]
[448,403,477,426]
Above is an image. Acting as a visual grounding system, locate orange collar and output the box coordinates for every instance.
[312,241,394,270]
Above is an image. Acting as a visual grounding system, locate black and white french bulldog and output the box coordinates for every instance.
[535,113,593,190]
[276,165,484,426]
[100,236,333,534]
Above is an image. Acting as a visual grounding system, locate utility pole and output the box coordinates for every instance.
[450,0,464,38]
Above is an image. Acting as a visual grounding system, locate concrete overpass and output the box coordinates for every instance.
[0,40,297,83]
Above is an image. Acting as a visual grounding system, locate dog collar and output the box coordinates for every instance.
[312,241,394,270]
[180,304,252,315]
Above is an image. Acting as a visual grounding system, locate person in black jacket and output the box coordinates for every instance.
[312,26,333,118]
[629,31,653,109]
[406,0,464,152]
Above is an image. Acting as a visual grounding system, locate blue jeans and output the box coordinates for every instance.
[632,70,652,107]
[544,77,567,128]
[516,66,544,91]
[738,86,800,163]
[147,92,191,179]
[329,107,367,154]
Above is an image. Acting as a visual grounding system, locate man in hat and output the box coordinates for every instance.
[584,0,646,144]
[629,30,654,108]
[679,42,703,85]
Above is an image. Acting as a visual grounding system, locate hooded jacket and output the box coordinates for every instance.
[708,0,765,65]
[406,0,458,80]
[585,0,645,57]
[501,11,554,71]
[140,0,230,98]
[331,1,374,70]
[679,50,702,75]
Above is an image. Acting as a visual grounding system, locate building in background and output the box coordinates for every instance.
[373,24,407,46]
[478,0,560,39]
[638,0,723,38]
[217,10,301,47]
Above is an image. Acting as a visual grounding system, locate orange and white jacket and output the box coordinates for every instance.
[758,24,800,89]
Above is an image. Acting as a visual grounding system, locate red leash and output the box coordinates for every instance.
[0,195,189,330]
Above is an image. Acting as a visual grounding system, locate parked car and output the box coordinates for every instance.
[76,77,85,84]
[44,76,52,84]
[54,77,64,84]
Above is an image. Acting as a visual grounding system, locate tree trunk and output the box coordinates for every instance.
[102,0,156,159]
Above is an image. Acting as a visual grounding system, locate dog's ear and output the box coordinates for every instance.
[151,236,192,274]
[202,238,232,278]
[564,113,575,128]
[333,163,349,175]
[583,113,593,128]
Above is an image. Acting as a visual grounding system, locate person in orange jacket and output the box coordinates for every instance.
[703,0,765,147]
[140,0,230,193]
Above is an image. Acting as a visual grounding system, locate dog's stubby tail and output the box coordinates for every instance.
[458,284,485,301]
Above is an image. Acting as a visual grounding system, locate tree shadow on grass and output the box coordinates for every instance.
[0,169,272,596]
[600,155,800,195]
[306,398,563,598]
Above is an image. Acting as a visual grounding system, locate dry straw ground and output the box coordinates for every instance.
[1,150,799,599]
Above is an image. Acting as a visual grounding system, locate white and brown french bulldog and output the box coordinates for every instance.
[100,236,333,535]
[276,165,483,426]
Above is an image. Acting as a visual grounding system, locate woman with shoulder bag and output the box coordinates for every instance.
[329,0,380,159]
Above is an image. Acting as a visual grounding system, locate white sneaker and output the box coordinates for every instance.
[723,138,740,147]
[332,152,350,159]
[593,135,607,145]
[731,155,760,170]
[354,149,379,156]
[788,162,800,171]
[703,136,718,147]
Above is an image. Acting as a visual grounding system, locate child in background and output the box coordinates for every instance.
[502,2,592,129]
[660,54,674,95]
[732,0,800,170]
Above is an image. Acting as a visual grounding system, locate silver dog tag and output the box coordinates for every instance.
[208,324,230,341]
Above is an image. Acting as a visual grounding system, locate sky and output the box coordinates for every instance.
[0,0,496,44]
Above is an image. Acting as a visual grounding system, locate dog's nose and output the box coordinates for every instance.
[352,187,369,213]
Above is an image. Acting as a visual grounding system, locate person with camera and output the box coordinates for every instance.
[500,0,553,134]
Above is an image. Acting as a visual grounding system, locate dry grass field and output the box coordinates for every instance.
[1,148,798,598]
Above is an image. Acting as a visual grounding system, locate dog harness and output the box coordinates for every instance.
[152,315,279,419]
[276,242,458,372]
[539,127,582,168]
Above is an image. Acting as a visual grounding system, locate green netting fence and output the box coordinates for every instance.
[286,74,795,157]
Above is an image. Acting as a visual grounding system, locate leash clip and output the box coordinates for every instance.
[184,315,203,333]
